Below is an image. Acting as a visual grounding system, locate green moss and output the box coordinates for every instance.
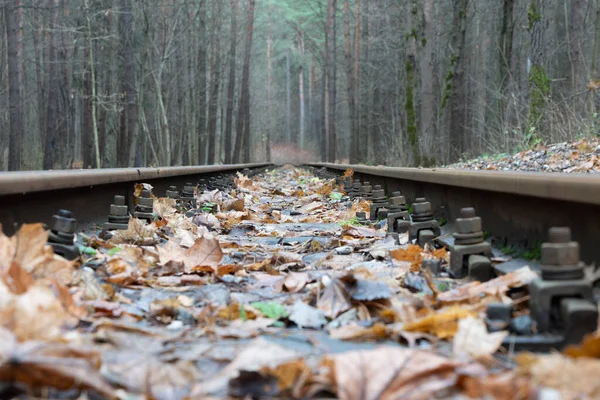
[406,28,418,42]
[526,65,550,143]
[440,60,457,111]
[421,37,427,46]
[405,60,420,165]
[527,2,541,32]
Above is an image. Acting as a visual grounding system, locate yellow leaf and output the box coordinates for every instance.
[403,306,475,339]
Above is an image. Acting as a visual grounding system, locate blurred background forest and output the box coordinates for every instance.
[1,0,600,171]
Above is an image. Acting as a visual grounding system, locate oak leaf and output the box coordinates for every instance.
[158,235,223,273]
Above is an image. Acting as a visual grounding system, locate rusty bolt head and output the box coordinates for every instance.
[413,201,431,215]
[542,227,579,266]
[51,209,77,233]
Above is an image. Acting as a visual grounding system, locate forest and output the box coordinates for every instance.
[1,0,600,171]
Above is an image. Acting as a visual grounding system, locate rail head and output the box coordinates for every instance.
[310,163,600,206]
[0,163,272,195]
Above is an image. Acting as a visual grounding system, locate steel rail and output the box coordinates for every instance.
[310,163,600,206]
[0,163,270,195]
[0,163,271,234]
[310,163,600,263]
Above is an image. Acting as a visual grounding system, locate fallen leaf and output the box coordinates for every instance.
[328,346,458,400]
[191,337,301,396]
[0,330,116,398]
[435,266,537,304]
[453,317,508,359]
[564,332,600,358]
[289,301,327,329]
[222,198,245,211]
[154,197,177,217]
[158,235,223,273]
[329,323,388,340]
[317,278,352,319]
[282,272,309,293]
[403,306,476,339]
[108,217,156,245]
[517,353,600,399]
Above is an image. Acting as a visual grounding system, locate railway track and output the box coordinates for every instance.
[0,162,599,398]
[310,163,600,263]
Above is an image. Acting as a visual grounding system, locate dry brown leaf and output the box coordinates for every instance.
[192,337,301,396]
[104,356,198,400]
[342,225,382,239]
[517,353,600,399]
[453,317,508,359]
[403,306,476,339]
[222,198,245,211]
[158,235,223,273]
[329,322,389,340]
[458,371,529,400]
[317,278,352,319]
[108,217,157,245]
[328,346,458,400]
[0,278,74,341]
[391,245,424,272]
[0,331,116,397]
[282,272,309,293]
[435,266,537,304]
[564,331,600,358]
[261,359,312,395]
[153,197,177,217]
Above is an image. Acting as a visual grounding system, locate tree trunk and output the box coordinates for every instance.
[4,0,23,170]
[589,0,600,115]
[33,0,45,165]
[207,0,223,165]
[286,49,292,144]
[326,0,338,162]
[344,0,358,163]
[298,30,305,149]
[197,0,208,164]
[446,0,469,162]
[241,0,256,163]
[527,0,548,140]
[265,0,272,161]
[43,0,61,170]
[224,0,238,164]
[353,0,361,162]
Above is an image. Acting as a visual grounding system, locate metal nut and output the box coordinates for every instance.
[52,215,77,233]
[413,201,431,214]
[110,204,128,216]
[138,197,154,208]
[456,217,482,234]
[541,241,580,266]
[390,196,406,206]
[372,189,385,198]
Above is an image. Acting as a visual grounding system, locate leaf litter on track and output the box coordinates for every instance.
[0,164,597,399]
